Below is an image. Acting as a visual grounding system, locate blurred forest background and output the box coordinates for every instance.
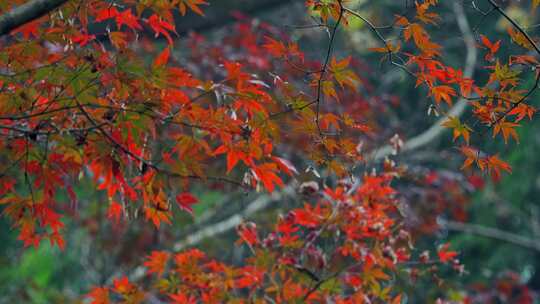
[1,0,540,303]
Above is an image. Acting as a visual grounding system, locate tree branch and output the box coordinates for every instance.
[439,219,540,252]
[487,0,540,55]
[370,2,477,160]
[0,0,67,37]
[173,185,296,251]
[167,2,477,253]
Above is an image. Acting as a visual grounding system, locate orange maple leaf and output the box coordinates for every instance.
[430,85,456,105]
[493,120,519,144]
[178,0,208,16]
[143,251,170,276]
[154,47,170,68]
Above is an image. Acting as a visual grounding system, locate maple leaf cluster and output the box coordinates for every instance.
[0,0,377,249]
[87,173,455,303]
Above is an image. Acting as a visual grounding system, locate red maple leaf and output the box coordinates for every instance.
[115,9,142,31]
[11,19,42,39]
[146,14,177,45]
[95,7,119,22]
[438,243,458,263]
[175,192,199,215]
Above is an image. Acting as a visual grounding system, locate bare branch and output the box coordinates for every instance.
[439,219,540,252]
[313,0,344,135]
[173,185,296,251]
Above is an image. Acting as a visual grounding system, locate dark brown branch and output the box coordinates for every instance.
[0,0,68,37]
[314,0,344,135]
[342,6,415,76]
[367,2,477,160]
[302,267,342,301]
[74,97,248,189]
[487,0,540,55]
[483,0,540,129]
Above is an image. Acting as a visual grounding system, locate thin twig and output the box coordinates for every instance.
[369,2,477,160]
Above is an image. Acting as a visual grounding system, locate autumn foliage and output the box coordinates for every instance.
[0,0,539,302]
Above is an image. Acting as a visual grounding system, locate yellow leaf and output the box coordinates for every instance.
[442,116,472,144]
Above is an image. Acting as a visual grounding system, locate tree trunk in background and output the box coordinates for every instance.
[0,0,67,36]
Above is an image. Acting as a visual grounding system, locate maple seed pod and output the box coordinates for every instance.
[262,232,277,248]
[398,229,410,241]
[419,250,430,263]
[299,181,319,196]
[383,246,397,264]
[369,222,384,233]
[454,264,465,275]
